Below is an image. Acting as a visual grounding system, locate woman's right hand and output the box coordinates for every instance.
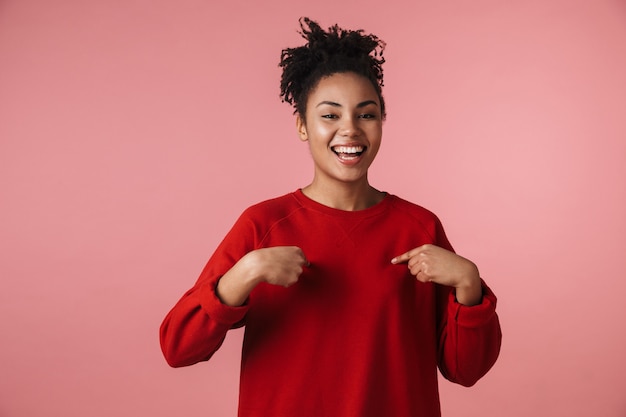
[216,246,309,306]
[246,246,310,287]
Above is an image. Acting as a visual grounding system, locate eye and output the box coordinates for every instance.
[322,114,338,119]
[359,113,377,120]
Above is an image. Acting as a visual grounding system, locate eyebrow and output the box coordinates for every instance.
[315,100,379,108]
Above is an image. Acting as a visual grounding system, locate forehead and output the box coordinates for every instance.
[308,72,379,104]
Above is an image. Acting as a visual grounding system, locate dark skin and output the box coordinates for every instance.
[216,72,482,307]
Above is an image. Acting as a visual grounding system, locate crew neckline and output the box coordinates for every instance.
[292,188,392,218]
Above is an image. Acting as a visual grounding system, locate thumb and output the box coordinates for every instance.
[296,248,311,267]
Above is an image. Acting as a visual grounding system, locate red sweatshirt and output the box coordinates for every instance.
[160,190,501,417]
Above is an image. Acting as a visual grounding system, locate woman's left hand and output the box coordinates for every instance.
[391,244,483,306]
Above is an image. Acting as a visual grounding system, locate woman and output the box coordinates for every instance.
[160,17,501,417]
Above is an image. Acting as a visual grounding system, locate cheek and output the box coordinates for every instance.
[369,144,381,158]
[311,122,332,136]
[368,129,383,152]
[308,126,334,146]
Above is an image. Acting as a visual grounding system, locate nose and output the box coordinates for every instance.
[339,116,360,137]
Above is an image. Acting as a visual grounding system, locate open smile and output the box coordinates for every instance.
[331,145,366,161]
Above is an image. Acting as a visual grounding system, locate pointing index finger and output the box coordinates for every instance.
[391,251,411,264]
[391,245,429,264]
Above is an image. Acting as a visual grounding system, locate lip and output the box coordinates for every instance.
[330,143,367,166]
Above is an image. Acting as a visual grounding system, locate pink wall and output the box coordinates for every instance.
[1,1,625,416]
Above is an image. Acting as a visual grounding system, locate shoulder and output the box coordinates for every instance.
[238,191,304,225]
[220,192,305,247]
[386,194,452,249]
[386,194,440,224]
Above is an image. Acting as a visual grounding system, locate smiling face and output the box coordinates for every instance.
[296,72,383,191]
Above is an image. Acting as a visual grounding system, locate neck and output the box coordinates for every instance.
[301,180,384,211]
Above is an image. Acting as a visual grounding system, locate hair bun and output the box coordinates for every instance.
[279,17,386,118]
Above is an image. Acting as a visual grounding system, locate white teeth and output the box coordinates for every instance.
[333,145,364,154]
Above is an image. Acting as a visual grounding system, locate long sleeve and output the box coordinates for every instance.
[431,213,502,386]
[436,281,502,386]
[159,191,502,416]
[159,279,248,367]
[159,211,258,368]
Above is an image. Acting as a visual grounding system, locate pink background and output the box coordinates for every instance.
[1,1,625,416]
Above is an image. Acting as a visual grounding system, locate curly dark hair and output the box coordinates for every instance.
[279,17,386,119]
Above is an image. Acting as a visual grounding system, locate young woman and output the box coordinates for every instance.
[160,17,501,417]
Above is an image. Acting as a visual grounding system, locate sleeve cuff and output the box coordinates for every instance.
[449,283,498,328]
[198,282,249,326]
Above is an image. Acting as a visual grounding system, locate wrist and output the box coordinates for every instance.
[455,265,482,306]
[238,250,267,286]
[216,253,263,307]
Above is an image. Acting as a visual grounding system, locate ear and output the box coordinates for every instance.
[296,114,308,141]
